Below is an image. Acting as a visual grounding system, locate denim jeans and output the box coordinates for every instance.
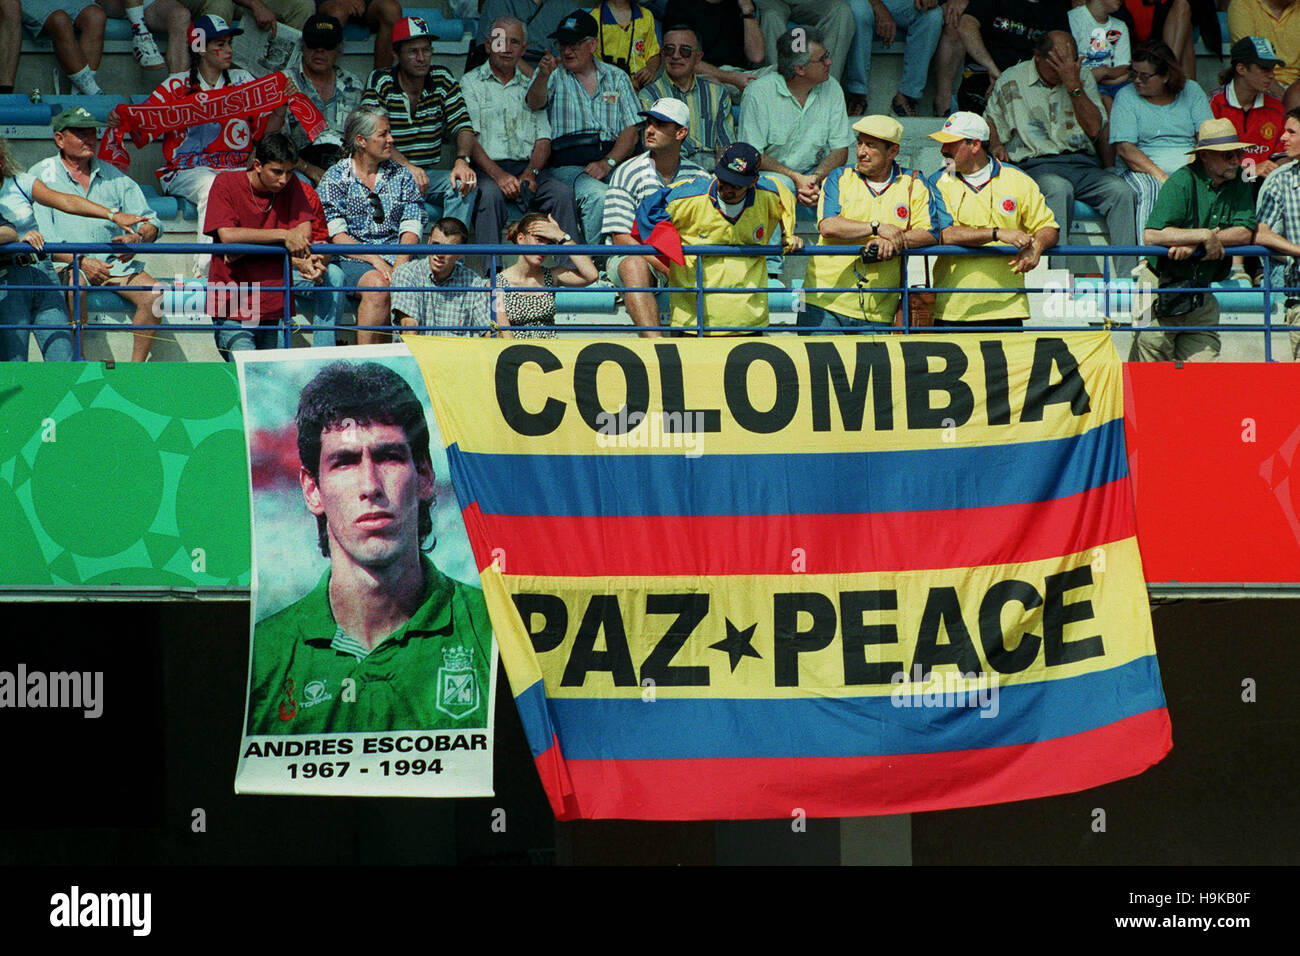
[844,0,944,100]
[293,261,346,348]
[420,168,479,232]
[796,301,893,334]
[0,262,73,362]
[547,165,611,244]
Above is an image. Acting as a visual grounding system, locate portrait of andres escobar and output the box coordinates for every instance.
[243,358,493,736]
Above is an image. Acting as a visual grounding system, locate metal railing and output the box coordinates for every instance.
[0,240,1294,360]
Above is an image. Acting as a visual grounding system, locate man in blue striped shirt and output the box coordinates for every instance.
[602,98,708,335]
[524,10,641,241]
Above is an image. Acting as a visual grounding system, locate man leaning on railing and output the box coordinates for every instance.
[1131,118,1258,363]
[1254,107,1300,361]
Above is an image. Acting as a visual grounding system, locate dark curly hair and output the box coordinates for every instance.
[296,361,434,557]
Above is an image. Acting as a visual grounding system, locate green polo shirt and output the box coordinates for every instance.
[1145,161,1257,286]
[247,557,492,735]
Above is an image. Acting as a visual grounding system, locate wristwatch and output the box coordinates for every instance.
[528,166,542,176]
[605,156,617,168]
[992,226,999,241]
[870,220,880,236]
[1068,86,1084,97]
[560,232,573,243]
[456,154,471,163]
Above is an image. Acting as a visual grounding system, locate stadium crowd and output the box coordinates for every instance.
[0,0,1298,360]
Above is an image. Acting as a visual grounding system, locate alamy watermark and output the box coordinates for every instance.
[0,665,102,718]
[595,408,708,457]
[890,665,1000,719]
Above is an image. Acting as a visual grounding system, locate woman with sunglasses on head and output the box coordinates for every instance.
[1109,41,1213,240]
[317,105,424,346]
[494,213,598,338]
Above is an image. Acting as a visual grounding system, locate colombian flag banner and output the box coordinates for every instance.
[406,332,1171,820]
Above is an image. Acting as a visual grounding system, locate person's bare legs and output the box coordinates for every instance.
[618,257,663,336]
[1162,0,1195,87]
[368,0,402,71]
[76,4,108,71]
[114,276,164,362]
[147,0,192,73]
[355,269,393,345]
[932,22,963,116]
[0,0,21,92]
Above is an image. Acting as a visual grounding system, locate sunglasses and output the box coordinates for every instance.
[1131,68,1160,81]
[368,192,384,224]
[662,44,695,57]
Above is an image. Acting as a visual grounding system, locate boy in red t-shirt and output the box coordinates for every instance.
[204,133,322,357]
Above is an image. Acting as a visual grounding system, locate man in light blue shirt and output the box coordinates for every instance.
[32,107,165,363]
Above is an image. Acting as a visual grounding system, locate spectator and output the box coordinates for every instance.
[1118,0,1201,88]
[661,0,766,93]
[495,212,599,337]
[1213,36,1287,279]
[174,0,313,32]
[1255,107,1300,357]
[955,0,1069,112]
[204,133,321,358]
[601,97,708,335]
[984,31,1136,275]
[291,176,347,347]
[390,217,491,335]
[0,136,148,362]
[752,0,855,85]
[32,107,165,364]
[361,15,478,227]
[803,114,942,331]
[318,105,424,345]
[633,141,802,334]
[1212,37,1288,176]
[473,0,572,69]
[639,25,736,166]
[318,0,405,70]
[931,0,969,117]
[738,27,851,271]
[136,15,289,276]
[524,10,641,243]
[1069,0,1132,104]
[285,14,365,186]
[1227,0,1299,110]
[1110,41,1213,243]
[927,111,1059,327]
[100,0,190,73]
[20,2,108,95]
[1132,117,1256,361]
[589,0,661,88]
[843,0,944,117]
[461,16,582,249]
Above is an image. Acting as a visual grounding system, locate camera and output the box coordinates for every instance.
[860,243,881,263]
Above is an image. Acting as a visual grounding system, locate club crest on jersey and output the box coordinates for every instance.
[894,203,908,221]
[1000,195,1017,214]
[435,644,479,719]
[754,225,764,240]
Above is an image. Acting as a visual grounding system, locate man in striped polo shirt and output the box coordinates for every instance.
[361,16,480,228]
[1255,107,1300,358]
[639,25,735,168]
[601,98,708,335]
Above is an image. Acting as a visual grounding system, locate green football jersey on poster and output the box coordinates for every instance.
[247,557,492,734]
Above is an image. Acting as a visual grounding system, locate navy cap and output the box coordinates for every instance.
[714,142,761,186]
[303,13,343,49]
[1230,36,1284,68]
[550,10,598,43]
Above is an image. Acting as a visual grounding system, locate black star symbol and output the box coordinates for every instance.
[710,619,761,673]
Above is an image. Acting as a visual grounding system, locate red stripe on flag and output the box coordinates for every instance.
[465,478,1136,576]
[547,708,1172,820]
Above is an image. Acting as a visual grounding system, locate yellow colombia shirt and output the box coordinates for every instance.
[590,2,660,76]
[635,174,796,334]
[807,162,946,322]
[927,159,1057,323]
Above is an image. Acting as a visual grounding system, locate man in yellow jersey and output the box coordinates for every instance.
[927,111,1059,328]
[633,141,801,335]
[802,114,946,331]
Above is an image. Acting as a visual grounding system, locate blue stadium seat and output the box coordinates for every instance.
[557,287,617,313]
[405,8,470,39]
[343,23,370,41]
[177,197,199,220]
[1072,199,1104,224]
[0,95,53,126]
[136,183,181,221]
[767,277,800,313]
[46,95,120,123]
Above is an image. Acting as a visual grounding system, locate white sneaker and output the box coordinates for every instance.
[132,32,165,70]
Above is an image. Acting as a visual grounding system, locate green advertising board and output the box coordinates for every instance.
[0,364,251,594]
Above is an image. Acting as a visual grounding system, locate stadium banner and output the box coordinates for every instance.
[233,346,496,798]
[406,332,1171,820]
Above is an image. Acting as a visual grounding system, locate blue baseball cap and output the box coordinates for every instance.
[714,142,761,186]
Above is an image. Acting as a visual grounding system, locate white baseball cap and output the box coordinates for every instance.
[929,111,990,143]
[638,98,691,129]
